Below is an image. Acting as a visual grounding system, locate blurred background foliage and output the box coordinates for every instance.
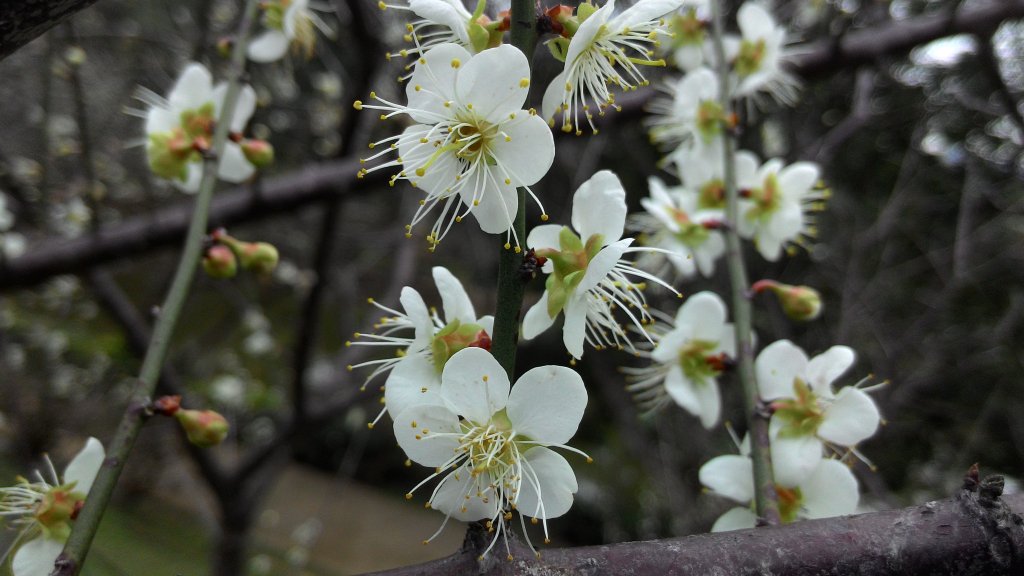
[0,0,1023,574]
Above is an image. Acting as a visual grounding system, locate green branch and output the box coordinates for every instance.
[51,1,263,573]
[708,0,780,525]
[490,0,537,378]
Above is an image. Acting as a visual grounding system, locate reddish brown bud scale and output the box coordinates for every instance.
[151,395,182,416]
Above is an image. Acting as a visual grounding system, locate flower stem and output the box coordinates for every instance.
[491,0,536,378]
[52,1,262,573]
[709,1,780,525]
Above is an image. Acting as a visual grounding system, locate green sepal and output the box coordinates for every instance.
[469,22,491,53]
[546,37,570,63]
[558,226,584,253]
[576,2,598,23]
[584,233,605,260]
[546,274,568,318]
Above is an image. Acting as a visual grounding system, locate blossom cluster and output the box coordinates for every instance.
[700,340,881,530]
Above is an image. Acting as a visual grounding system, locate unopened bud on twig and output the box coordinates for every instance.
[175,409,230,447]
[751,280,822,321]
[202,244,238,278]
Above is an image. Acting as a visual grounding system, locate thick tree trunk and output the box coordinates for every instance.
[367,479,1024,576]
[0,0,99,60]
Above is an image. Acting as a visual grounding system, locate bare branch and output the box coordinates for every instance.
[0,0,100,60]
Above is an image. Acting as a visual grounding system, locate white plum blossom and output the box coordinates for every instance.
[381,0,503,62]
[700,448,859,531]
[666,1,709,71]
[647,67,724,153]
[728,2,799,104]
[347,266,493,424]
[0,438,105,576]
[735,155,825,261]
[628,176,725,279]
[542,0,686,135]
[623,292,735,427]
[355,43,555,249]
[756,340,881,487]
[392,347,588,555]
[140,62,257,193]
[249,0,330,63]
[522,170,677,359]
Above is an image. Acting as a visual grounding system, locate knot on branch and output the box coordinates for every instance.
[957,465,1024,572]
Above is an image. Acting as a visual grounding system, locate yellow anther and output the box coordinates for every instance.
[519,78,529,88]
[540,213,549,221]
[451,58,461,68]
[353,100,363,110]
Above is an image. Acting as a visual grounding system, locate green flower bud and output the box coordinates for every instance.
[176,409,230,447]
[241,139,275,168]
[238,242,279,275]
[753,280,823,322]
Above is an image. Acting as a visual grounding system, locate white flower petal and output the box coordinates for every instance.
[248,30,290,63]
[507,365,587,444]
[464,174,516,234]
[694,376,721,429]
[455,44,530,121]
[571,170,627,245]
[610,0,685,28]
[711,506,757,532]
[738,3,776,42]
[217,143,255,183]
[145,106,177,135]
[439,347,509,423]
[664,366,701,417]
[432,266,475,324]
[562,295,588,360]
[541,71,568,121]
[564,1,615,66]
[651,327,688,364]
[818,387,880,446]
[385,354,441,418]
[806,346,856,397]
[409,0,472,45]
[675,291,727,340]
[699,454,754,503]
[169,63,213,112]
[211,83,256,133]
[755,340,808,401]
[12,538,65,576]
[778,162,819,197]
[488,114,555,186]
[514,447,578,520]
[63,437,105,494]
[407,43,469,123]
[800,459,859,519]
[770,432,823,488]
[400,287,434,349]
[393,403,461,467]
[527,224,563,252]
[522,291,557,340]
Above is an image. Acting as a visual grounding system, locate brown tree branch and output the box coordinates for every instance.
[0,0,100,60]
[366,477,1024,576]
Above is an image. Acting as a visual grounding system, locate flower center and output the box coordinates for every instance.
[678,340,725,383]
[744,173,781,223]
[696,100,724,143]
[775,485,804,523]
[735,38,767,78]
[698,179,726,210]
[667,207,711,248]
[459,412,520,481]
[453,116,497,164]
[672,10,704,47]
[535,227,605,318]
[772,378,825,438]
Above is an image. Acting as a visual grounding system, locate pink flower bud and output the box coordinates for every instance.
[202,244,238,279]
[175,409,230,448]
